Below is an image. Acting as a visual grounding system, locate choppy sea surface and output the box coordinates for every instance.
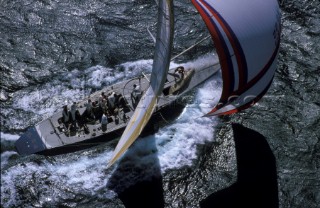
[1,0,319,207]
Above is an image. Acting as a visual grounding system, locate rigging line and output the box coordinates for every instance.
[142,72,150,83]
[147,26,156,44]
[159,112,170,124]
[171,35,211,61]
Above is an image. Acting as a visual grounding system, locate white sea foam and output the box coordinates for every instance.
[12,86,84,118]
[84,65,123,88]
[182,52,219,72]
[1,150,118,208]
[48,150,115,194]
[1,151,18,168]
[121,71,222,172]
[0,132,20,142]
[120,59,153,78]
[0,133,19,170]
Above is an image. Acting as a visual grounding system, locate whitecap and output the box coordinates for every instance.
[0,132,19,142]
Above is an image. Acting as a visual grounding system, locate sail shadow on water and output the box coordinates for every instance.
[107,136,164,208]
[200,124,279,208]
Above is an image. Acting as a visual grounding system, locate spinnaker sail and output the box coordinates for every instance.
[192,0,281,116]
[107,0,174,168]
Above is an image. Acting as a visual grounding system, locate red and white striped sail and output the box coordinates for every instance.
[192,0,281,116]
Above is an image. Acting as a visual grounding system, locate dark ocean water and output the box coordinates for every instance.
[1,0,319,207]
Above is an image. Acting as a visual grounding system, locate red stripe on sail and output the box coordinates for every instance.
[198,0,248,90]
[212,76,274,116]
[192,0,233,106]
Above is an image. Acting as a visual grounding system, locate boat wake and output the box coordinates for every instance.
[1,54,222,207]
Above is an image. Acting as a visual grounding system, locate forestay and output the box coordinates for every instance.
[192,0,281,116]
[107,0,174,168]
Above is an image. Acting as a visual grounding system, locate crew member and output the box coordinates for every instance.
[62,105,70,125]
[174,66,185,81]
[98,92,106,108]
[84,99,95,121]
[108,92,116,113]
[100,98,108,114]
[131,84,142,109]
[69,102,78,131]
[92,101,101,121]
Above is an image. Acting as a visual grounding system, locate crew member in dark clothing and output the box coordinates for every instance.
[92,101,102,122]
[69,102,79,131]
[74,110,84,130]
[131,84,142,109]
[117,94,131,112]
[62,105,70,126]
[117,93,130,122]
[83,99,95,122]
